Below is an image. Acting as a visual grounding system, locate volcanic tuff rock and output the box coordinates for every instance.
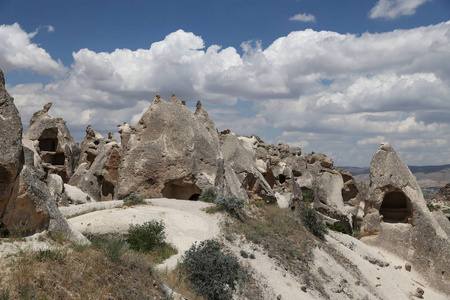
[314,168,360,233]
[69,126,121,201]
[0,69,22,226]
[0,69,87,243]
[360,142,450,293]
[435,183,450,202]
[238,135,361,226]
[24,103,80,182]
[115,95,270,201]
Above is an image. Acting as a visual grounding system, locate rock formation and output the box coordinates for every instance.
[314,168,360,232]
[0,69,87,243]
[115,95,271,201]
[435,183,450,203]
[238,135,361,228]
[69,126,121,201]
[24,103,80,182]
[360,142,450,293]
[0,69,23,230]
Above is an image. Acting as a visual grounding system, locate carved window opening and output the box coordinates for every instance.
[38,129,58,152]
[380,191,412,223]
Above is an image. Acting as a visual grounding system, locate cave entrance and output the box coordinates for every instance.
[161,178,202,200]
[38,129,58,152]
[380,191,412,223]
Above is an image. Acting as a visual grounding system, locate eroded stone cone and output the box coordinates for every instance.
[361,142,450,293]
[0,69,88,243]
[24,103,80,182]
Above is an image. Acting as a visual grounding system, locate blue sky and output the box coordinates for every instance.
[1,0,449,166]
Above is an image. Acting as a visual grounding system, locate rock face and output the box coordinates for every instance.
[435,183,450,202]
[360,143,450,293]
[314,168,360,232]
[24,103,80,182]
[238,135,361,228]
[0,69,87,243]
[0,69,23,227]
[115,95,271,201]
[69,126,121,201]
[220,131,274,202]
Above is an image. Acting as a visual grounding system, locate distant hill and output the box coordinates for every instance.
[341,164,450,188]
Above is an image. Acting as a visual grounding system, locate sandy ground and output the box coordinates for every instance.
[65,198,221,269]
[63,199,449,299]
[2,199,449,299]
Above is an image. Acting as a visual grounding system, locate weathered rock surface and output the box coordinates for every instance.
[435,183,450,202]
[115,95,258,201]
[314,169,360,232]
[0,69,22,226]
[0,69,87,243]
[46,174,68,206]
[360,142,450,293]
[69,126,121,201]
[238,135,361,225]
[24,103,80,182]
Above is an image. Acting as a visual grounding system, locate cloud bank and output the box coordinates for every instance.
[2,22,450,166]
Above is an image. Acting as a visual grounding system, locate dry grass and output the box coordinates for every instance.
[226,203,330,299]
[0,241,167,299]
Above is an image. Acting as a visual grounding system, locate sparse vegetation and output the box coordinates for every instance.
[300,207,327,240]
[179,239,246,300]
[123,193,146,206]
[214,195,244,213]
[327,222,350,235]
[1,246,166,299]
[302,188,314,205]
[90,235,127,262]
[199,187,217,203]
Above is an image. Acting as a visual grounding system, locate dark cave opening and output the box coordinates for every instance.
[380,191,412,223]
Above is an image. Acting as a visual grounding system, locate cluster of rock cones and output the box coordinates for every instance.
[1,68,449,293]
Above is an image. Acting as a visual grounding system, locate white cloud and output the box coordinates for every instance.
[369,0,431,20]
[289,13,316,23]
[5,22,450,166]
[0,23,66,75]
[45,25,55,33]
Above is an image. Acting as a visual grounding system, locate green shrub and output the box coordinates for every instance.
[127,220,166,253]
[302,188,314,204]
[123,194,146,206]
[300,208,327,240]
[199,187,217,203]
[326,222,350,235]
[214,195,244,213]
[0,289,9,300]
[181,240,245,300]
[105,236,126,262]
[240,250,249,258]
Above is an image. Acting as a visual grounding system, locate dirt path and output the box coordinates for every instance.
[65,198,222,269]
